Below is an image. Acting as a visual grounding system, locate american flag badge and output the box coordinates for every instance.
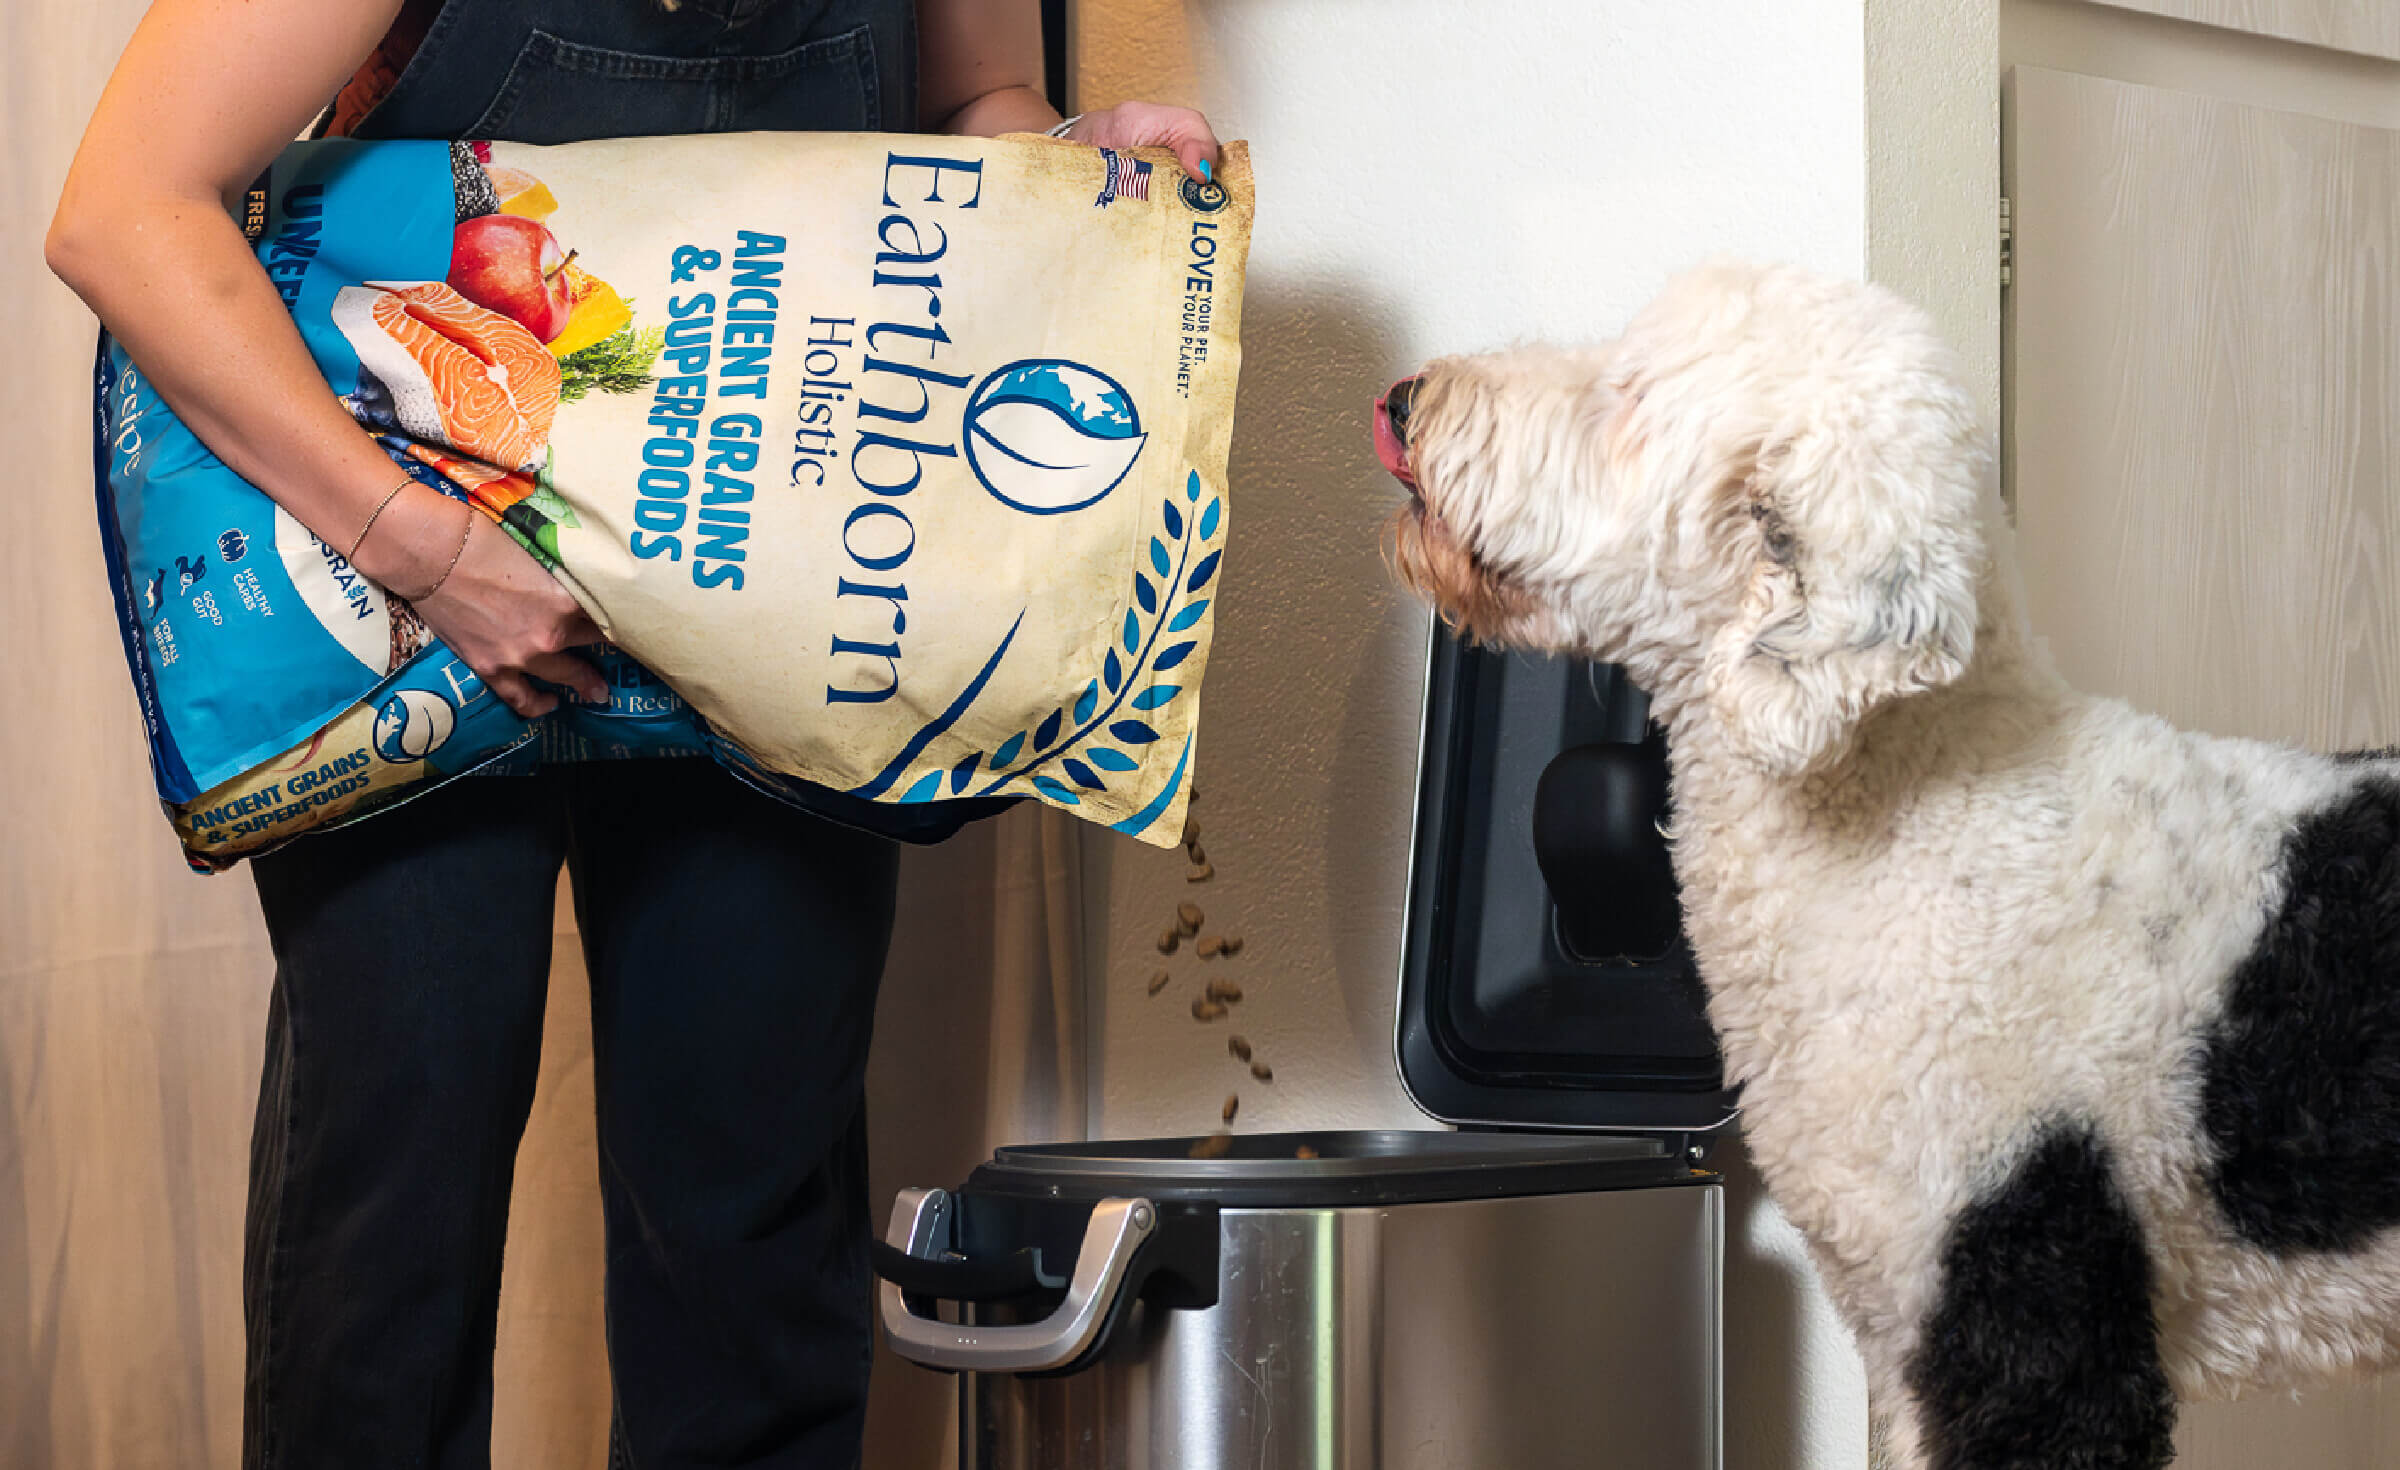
[1094,148,1154,208]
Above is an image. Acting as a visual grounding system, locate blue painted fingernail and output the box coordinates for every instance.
[1200,158,1213,181]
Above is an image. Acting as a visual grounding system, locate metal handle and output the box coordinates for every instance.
[877,1187,1156,1374]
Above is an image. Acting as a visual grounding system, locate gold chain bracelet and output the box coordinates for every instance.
[346,476,417,566]
[400,502,476,604]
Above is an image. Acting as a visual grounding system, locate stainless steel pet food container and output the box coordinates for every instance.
[876,1129,1722,1469]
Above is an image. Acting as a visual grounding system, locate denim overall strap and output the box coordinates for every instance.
[347,0,916,144]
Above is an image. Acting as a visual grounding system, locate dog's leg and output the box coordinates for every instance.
[1902,1125,2176,1470]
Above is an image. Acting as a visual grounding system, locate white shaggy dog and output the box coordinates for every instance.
[1374,261,2400,1470]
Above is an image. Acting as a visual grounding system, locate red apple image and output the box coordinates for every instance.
[447,214,577,343]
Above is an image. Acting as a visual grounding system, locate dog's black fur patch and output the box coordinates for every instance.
[1907,1125,2174,1470]
[2201,777,2400,1253]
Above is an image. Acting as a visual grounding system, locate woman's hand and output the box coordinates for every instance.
[353,486,608,719]
[1058,103,1223,182]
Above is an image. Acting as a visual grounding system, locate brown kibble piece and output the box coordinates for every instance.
[1196,934,1225,958]
[1295,1144,1319,1160]
[1222,1094,1240,1124]
[1177,902,1205,931]
[1191,997,1228,1022]
[1187,861,1214,883]
[1249,1061,1274,1083]
[1182,815,1201,845]
[1189,1132,1232,1160]
[1206,978,1244,1003]
[1228,1035,1252,1062]
[1186,841,1209,866]
[1147,969,1171,996]
[1157,928,1180,954]
[1221,935,1244,956]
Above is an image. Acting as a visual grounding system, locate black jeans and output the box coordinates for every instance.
[243,760,900,1469]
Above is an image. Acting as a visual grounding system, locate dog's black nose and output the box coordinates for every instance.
[1383,376,1422,445]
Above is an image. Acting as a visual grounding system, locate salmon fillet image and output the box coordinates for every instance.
[331,281,561,474]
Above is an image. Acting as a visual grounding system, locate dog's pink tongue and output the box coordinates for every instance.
[1373,396,1416,488]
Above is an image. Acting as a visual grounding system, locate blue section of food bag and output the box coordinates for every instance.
[102,344,375,793]
[94,141,453,799]
[263,139,456,399]
[175,639,537,858]
[91,335,198,803]
[547,646,712,760]
[386,644,538,781]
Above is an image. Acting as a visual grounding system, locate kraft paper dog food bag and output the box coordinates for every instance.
[94,133,1250,868]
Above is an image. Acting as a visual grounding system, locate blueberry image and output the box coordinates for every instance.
[963,360,1147,515]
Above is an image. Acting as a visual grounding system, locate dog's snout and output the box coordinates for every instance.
[1383,376,1422,444]
[1374,376,1424,490]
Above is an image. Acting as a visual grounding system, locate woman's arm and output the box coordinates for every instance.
[48,0,604,717]
[918,0,1222,178]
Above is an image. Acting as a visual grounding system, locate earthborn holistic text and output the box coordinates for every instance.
[92,132,1252,868]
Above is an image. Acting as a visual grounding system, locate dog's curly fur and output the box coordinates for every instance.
[1385,261,2400,1470]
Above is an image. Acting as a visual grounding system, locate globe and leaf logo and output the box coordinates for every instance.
[963,359,1148,516]
[373,688,457,763]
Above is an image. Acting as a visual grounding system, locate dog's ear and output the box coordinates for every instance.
[1702,415,1985,777]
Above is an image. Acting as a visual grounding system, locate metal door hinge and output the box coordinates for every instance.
[1999,196,2014,289]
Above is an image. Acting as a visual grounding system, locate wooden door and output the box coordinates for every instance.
[2007,60,2398,750]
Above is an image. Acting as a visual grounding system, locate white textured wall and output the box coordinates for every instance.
[1072,5,1889,1466]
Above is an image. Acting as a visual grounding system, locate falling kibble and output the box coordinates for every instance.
[1157,928,1180,955]
[1190,1132,1232,1160]
[1205,978,1244,1004]
[1178,902,1205,931]
[1222,1094,1240,1125]
[1191,997,1228,1022]
[1187,861,1215,883]
[1221,935,1244,956]
[1250,1060,1274,1083]
[1196,934,1225,958]
[1147,969,1172,996]
[1228,1035,1252,1062]
[1295,1144,1319,1160]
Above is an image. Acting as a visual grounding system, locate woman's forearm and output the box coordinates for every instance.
[940,84,1061,138]
[48,197,462,588]
[47,0,463,591]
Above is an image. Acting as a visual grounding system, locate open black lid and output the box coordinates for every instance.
[1397,626,1738,1132]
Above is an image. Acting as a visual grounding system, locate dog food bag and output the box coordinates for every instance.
[94,132,1250,868]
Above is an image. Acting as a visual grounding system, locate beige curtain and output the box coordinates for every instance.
[1,4,1087,1464]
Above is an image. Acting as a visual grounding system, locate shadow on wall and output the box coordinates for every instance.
[861,820,1012,1470]
[1081,266,1432,1131]
[1718,1139,1816,1470]
[0,1020,51,1470]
